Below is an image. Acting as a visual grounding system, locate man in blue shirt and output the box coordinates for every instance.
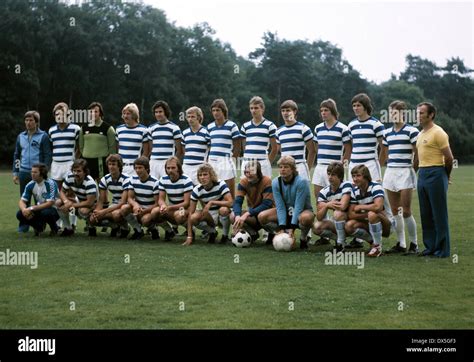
[16,163,59,236]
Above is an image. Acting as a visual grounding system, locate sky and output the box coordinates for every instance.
[144,0,473,84]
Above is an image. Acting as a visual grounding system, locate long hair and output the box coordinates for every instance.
[320,98,339,119]
[186,106,204,124]
[152,100,172,119]
[327,162,344,181]
[88,101,104,117]
[197,163,218,184]
[351,164,372,183]
[244,160,263,180]
[210,99,228,119]
[106,154,123,173]
[134,156,150,173]
[351,93,373,115]
[122,103,140,122]
[277,155,298,176]
[72,159,90,176]
[165,156,183,177]
[32,163,48,179]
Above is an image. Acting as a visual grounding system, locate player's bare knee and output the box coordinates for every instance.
[367,211,379,222]
[219,207,230,216]
[333,210,346,221]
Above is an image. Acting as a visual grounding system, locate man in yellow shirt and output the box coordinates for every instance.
[415,102,454,258]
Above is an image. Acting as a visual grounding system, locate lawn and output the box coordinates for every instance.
[0,166,473,329]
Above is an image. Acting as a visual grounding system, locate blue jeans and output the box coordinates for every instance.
[16,208,59,233]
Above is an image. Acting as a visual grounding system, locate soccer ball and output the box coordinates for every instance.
[232,231,252,248]
[273,233,293,252]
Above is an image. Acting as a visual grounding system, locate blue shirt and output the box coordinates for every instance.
[13,129,52,175]
[21,178,58,205]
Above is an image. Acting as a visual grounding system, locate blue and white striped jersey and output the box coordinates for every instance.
[63,173,98,202]
[314,121,351,165]
[116,124,150,164]
[48,124,81,162]
[276,121,313,164]
[21,178,59,204]
[129,175,159,207]
[182,126,211,165]
[98,173,130,204]
[348,117,385,163]
[191,180,230,211]
[318,181,353,203]
[240,118,277,160]
[148,121,182,160]
[350,181,385,205]
[383,124,419,168]
[207,120,241,159]
[158,174,194,205]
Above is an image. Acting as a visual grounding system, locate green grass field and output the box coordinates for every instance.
[0,167,473,329]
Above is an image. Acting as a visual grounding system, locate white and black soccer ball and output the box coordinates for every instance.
[232,231,252,248]
[272,232,293,252]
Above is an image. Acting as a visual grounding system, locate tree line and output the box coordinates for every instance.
[1,0,473,164]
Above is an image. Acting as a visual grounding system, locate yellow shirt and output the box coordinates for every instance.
[416,124,449,167]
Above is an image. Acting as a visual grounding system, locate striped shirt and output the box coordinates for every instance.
[240,118,277,160]
[182,126,211,165]
[350,181,384,205]
[207,120,241,159]
[98,173,131,204]
[116,124,150,164]
[48,124,81,162]
[148,121,182,160]
[129,175,159,207]
[63,173,98,202]
[191,180,230,211]
[383,124,419,167]
[348,117,385,163]
[21,178,58,204]
[314,121,351,165]
[318,181,353,203]
[158,174,194,205]
[276,121,313,164]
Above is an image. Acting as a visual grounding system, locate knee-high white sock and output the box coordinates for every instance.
[58,209,72,229]
[384,197,393,218]
[369,222,383,247]
[394,214,406,247]
[404,215,417,245]
[125,214,142,232]
[334,221,346,245]
[70,213,77,226]
[219,215,230,237]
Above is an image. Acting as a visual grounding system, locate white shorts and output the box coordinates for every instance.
[208,157,236,181]
[348,160,382,182]
[311,164,330,187]
[122,164,137,177]
[51,160,73,181]
[296,163,310,181]
[183,164,201,185]
[383,167,417,192]
[240,158,273,179]
[150,159,167,180]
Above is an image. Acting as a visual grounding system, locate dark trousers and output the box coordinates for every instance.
[19,171,32,196]
[16,208,59,232]
[417,167,450,257]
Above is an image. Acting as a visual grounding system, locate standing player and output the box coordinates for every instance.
[79,102,117,181]
[48,102,81,190]
[183,163,233,246]
[276,100,316,181]
[207,98,241,199]
[148,100,183,181]
[231,160,275,243]
[240,96,278,178]
[313,162,352,252]
[55,159,98,236]
[150,157,194,241]
[90,154,131,237]
[379,100,419,254]
[181,106,210,185]
[345,165,392,257]
[116,103,151,176]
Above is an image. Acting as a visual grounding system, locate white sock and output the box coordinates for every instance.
[394,214,406,248]
[334,221,346,245]
[369,222,383,247]
[384,197,393,218]
[404,215,418,245]
[58,209,72,229]
[125,214,142,232]
[70,213,77,226]
[219,215,230,237]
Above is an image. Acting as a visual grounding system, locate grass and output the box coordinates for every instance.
[0,166,473,329]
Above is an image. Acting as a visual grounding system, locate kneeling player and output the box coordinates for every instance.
[345,165,391,257]
[183,163,233,246]
[56,159,98,236]
[231,160,275,243]
[90,154,131,237]
[313,162,352,252]
[150,157,193,241]
[120,157,159,240]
